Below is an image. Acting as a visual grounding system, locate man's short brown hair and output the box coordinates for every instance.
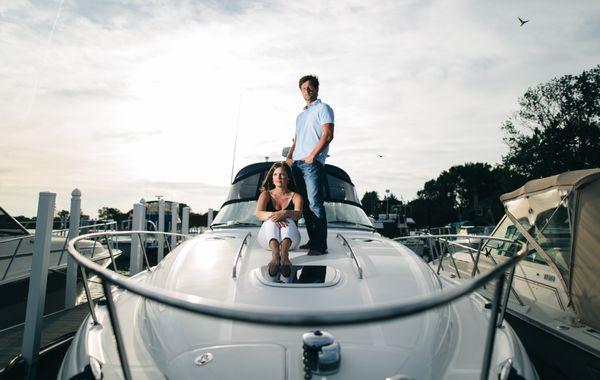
[299,75,319,89]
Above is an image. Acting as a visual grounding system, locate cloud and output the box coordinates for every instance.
[91,129,162,142]
[2,0,599,218]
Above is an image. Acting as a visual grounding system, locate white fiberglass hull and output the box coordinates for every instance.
[60,227,537,379]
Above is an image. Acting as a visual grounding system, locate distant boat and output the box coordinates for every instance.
[0,206,119,287]
[447,225,495,254]
[432,168,600,379]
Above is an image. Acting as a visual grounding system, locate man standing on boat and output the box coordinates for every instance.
[285,75,334,256]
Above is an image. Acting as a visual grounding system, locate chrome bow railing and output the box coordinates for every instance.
[68,231,527,380]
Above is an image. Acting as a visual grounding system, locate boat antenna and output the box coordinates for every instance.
[230,92,242,184]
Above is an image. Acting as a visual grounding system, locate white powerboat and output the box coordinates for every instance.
[431,168,600,379]
[0,206,119,286]
[59,162,538,379]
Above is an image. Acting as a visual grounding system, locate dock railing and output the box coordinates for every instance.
[67,229,527,380]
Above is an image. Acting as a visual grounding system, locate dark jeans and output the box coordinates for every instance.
[292,161,327,252]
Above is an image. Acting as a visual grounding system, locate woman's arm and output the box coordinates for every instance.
[256,191,301,223]
[270,193,302,222]
[256,192,274,221]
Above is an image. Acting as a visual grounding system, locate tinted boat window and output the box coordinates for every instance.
[326,174,360,204]
[325,202,373,228]
[226,173,261,201]
[213,201,373,230]
[532,204,571,281]
[485,216,548,265]
[213,201,260,226]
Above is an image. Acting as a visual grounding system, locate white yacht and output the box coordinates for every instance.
[59,162,538,379]
[0,206,119,287]
[432,168,600,379]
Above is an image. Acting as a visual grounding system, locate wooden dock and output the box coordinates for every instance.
[0,303,91,370]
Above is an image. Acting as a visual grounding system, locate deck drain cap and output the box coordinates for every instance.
[194,353,214,366]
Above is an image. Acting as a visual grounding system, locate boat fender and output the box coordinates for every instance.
[302,330,341,376]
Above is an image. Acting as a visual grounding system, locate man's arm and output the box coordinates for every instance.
[285,137,296,166]
[304,123,334,164]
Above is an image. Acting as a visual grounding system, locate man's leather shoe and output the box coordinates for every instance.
[299,243,311,250]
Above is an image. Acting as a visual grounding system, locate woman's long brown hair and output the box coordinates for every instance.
[260,162,296,192]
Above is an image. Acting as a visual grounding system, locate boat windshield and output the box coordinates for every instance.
[214,162,373,230]
[213,201,373,230]
[484,188,573,282]
[0,207,29,237]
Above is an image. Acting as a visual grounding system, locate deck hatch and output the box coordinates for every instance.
[256,265,341,287]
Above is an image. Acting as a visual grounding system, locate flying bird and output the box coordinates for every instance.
[518,17,530,27]
[377,154,383,158]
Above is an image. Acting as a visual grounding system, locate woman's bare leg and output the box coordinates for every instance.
[280,238,292,277]
[268,239,280,276]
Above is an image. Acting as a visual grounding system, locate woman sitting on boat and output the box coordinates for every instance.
[256,162,303,278]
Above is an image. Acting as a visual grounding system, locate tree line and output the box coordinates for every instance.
[362,65,600,228]
[12,206,217,229]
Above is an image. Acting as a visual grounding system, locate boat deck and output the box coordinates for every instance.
[0,303,90,369]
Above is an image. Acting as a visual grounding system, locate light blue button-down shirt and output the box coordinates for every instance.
[292,99,334,165]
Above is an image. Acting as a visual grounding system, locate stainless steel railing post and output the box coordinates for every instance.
[105,233,119,272]
[1,237,23,281]
[90,238,98,259]
[137,233,152,272]
[498,266,517,327]
[435,237,444,274]
[79,265,98,325]
[232,232,252,278]
[336,233,364,279]
[469,240,483,277]
[447,243,462,279]
[480,274,505,380]
[101,279,133,380]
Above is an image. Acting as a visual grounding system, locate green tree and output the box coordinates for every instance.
[384,193,402,214]
[98,207,127,222]
[410,163,507,227]
[502,65,600,179]
[360,191,380,216]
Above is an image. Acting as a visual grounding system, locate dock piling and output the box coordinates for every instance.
[170,202,178,248]
[22,192,55,379]
[157,199,165,261]
[182,207,190,235]
[64,189,81,309]
[207,208,214,227]
[130,203,145,275]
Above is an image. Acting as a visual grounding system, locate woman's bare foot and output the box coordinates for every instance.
[268,258,280,276]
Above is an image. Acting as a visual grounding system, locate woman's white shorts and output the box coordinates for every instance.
[257,219,300,250]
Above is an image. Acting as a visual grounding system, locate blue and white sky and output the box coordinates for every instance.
[1,0,599,217]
